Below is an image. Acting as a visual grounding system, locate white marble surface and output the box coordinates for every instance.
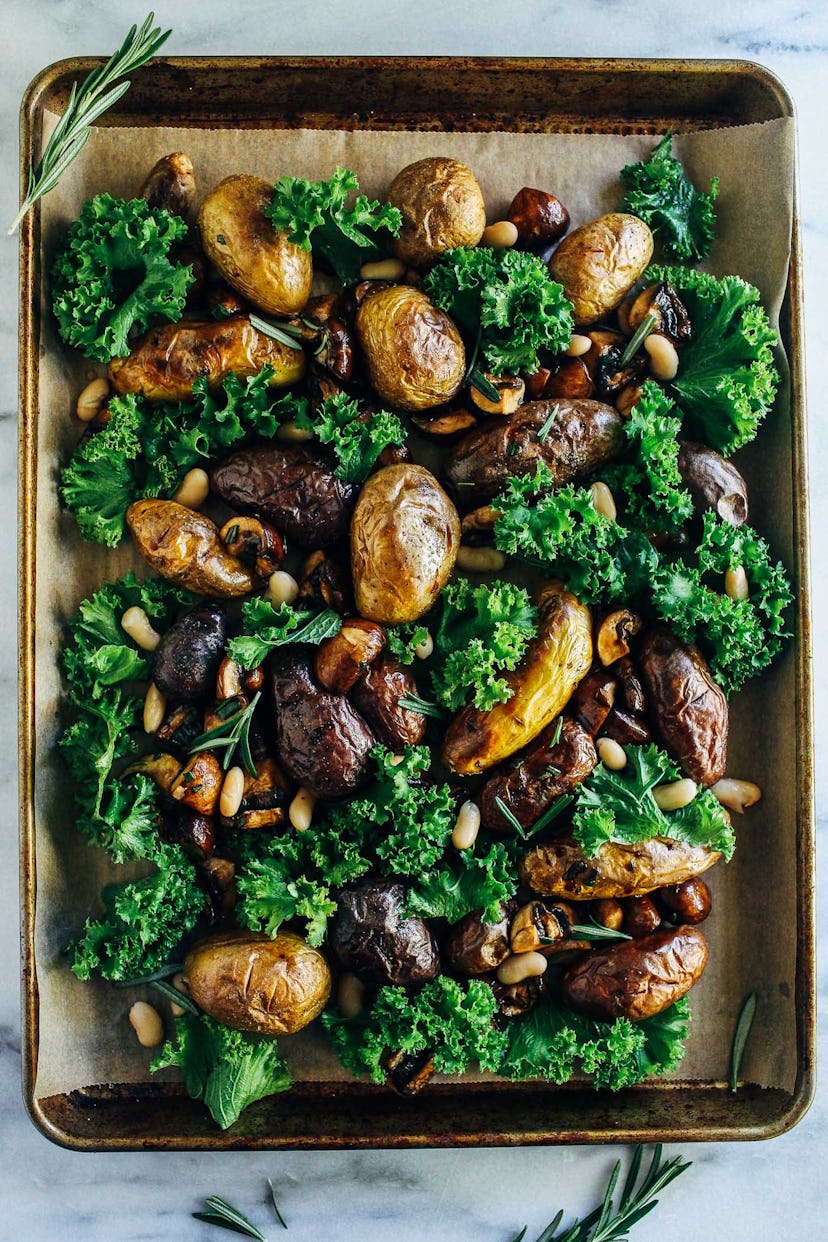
[4,2,827,1238]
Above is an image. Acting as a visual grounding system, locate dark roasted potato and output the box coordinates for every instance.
[268,652,375,798]
[211,444,358,548]
[152,602,228,702]
[356,285,465,411]
[656,877,713,925]
[548,213,654,325]
[639,629,728,786]
[127,500,256,597]
[349,653,427,748]
[184,929,331,1035]
[520,833,721,900]
[479,718,597,833]
[445,907,512,976]
[677,441,749,527]
[443,398,624,505]
[562,925,709,1021]
[386,157,486,268]
[330,879,440,988]
[140,152,196,219]
[314,620,387,694]
[109,317,306,402]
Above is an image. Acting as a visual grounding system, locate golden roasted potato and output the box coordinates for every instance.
[126,499,256,597]
[351,464,460,623]
[549,213,654,325]
[442,582,593,775]
[198,174,313,315]
[519,833,721,900]
[184,929,332,1035]
[386,156,486,268]
[109,317,306,402]
[356,285,465,412]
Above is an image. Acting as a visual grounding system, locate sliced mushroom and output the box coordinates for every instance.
[510,900,573,954]
[170,751,224,815]
[162,805,215,859]
[216,657,244,701]
[198,856,237,921]
[410,409,479,439]
[314,619,387,694]
[571,669,618,735]
[383,1048,436,1096]
[219,756,291,830]
[600,708,652,746]
[297,550,348,613]
[596,609,643,666]
[490,975,543,1017]
[155,704,202,752]
[125,751,183,795]
[220,516,285,579]
[469,373,525,415]
[615,656,647,715]
[617,281,692,343]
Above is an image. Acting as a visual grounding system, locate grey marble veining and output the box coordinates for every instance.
[4,2,827,1238]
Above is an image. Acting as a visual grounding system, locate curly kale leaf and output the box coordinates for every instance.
[423,246,574,374]
[295,392,405,483]
[225,598,341,670]
[405,840,517,924]
[51,194,194,361]
[620,134,718,263]
[152,1010,291,1130]
[386,623,431,666]
[602,382,693,534]
[236,852,336,947]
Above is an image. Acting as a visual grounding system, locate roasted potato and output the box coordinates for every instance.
[444,398,624,506]
[126,500,256,597]
[314,620,387,694]
[198,174,313,315]
[548,213,654,326]
[562,925,709,1021]
[677,441,749,527]
[152,602,228,702]
[442,582,593,776]
[268,652,375,798]
[184,928,331,1035]
[356,285,465,411]
[445,906,512,976]
[351,464,460,623]
[520,833,721,900]
[349,652,427,748]
[639,629,728,786]
[109,316,305,402]
[329,879,440,988]
[211,444,358,548]
[386,157,486,268]
[479,718,597,833]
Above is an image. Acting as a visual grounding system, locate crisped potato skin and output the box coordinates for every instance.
[184,929,331,1035]
[442,582,593,776]
[445,398,625,505]
[562,925,709,1021]
[386,157,486,268]
[479,717,597,832]
[351,464,460,623]
[198,174,313,315]
[126,499,256,597]
[356,286,465,412]
[549,213,654,325]
[109,316,306,401]
[520,833,721,900]
[639,629,728,786]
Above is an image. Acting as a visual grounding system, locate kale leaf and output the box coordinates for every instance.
[602,382,693,534]
[295,392,406,483]
[620,134,718,264]
[225,598,341,670]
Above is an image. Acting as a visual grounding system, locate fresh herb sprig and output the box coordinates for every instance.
[729,991,757,1093]
[192,1195,268,1240]
[568,919,633,943]
[10,14,171,234]
[189,692,261,777]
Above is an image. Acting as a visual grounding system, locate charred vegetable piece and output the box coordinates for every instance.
[639,628,728,786]
[507,187,570,248]
[677,441,749,528]
[356,285,466,412]
[656,876,713,925]
[349,653,427,748]
[152,602,228,703]
[297,550,349,613]
[330,879,440,988]
[562,924,708,1021]
[170,751,225,816]
[219,516,285,578]
[161,805,214,859]
[314,620,387,694]
[520,833,721,900]
[140,152,196,219]
[618,280,692,342]
[571,669,618,736]
[445,906,512,976]
[479,718,597,833]
[127,500,256,598]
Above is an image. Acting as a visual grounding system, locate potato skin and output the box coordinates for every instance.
[351,464,460,623]
[479,717,597,833]
[109,316,306,402]
[442,582,593,776]
[127,499,256,597]
[445,907,511,977]
[152,602,228,702]
[677,441,749,527]
[329,879,440,988]
[562,925,709,1021]
[184,928,331,1035]
[386,157,486,268]
[314,620,387,694]
[211,444,358,548]
[349,652,427,748]
[444,398,625,505]
[520,833,721,900]
[198,174,313,315]
[356,285,465,412]
[639,629,728,786]
[549,213,654,326]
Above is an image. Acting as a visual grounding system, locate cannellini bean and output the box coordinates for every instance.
[170,973,190,1017]
[172,467,210,509]
[496,951,548,985]
[452,801,481,850]
[597,737,627,771]
[710,778,762,814]
[589,481,617,522]
[725,565,750,601]
[481,220,519,249]
[76,377,110,421]
[653,778,698,811]
[121,605,161,651]
[129,1001,164,1048]
[268,570,300,607]
[359,257,406,281]
[142,682,167,734]
[338,972,366,1019]
[644,333,679,381]
[289,786,316,832]
[219,766,245,818]
[277,420,314,443]
[455,544,507,573]
[414,631,434,660]
[566,334,593,358]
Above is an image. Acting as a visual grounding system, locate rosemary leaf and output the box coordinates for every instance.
[189,691,261,777]
[198,1197,268,1241]
[469,369,502,403]
[537,403,561,443]
[729,991,757,1093]
[151,979,198,1015]
[550,717,564,746]
[619,312,658,367]
[397,692,445,720]
[526,794,574,838]
[568,920,633,943]
[494,795,527,839]
[112,962,183,988]
[248,313,306,352]
[267,1179,288,1230]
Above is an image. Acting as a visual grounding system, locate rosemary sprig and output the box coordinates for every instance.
[193,1196,268,1240]
[267,1180,288,1231]
[248,313,306,352]
[469,369,502,403]
[189,691,261,777]
[550,717,564,746]
[619,312,658,367]
[568,919,633,943]
[151,979,199,1015]
[10,14,171,234]
[398,691,445,720]
[537,403,561,443]
[527,793,574,838]
[112,962,183,988]
[495,795,528,839]
[729,990,757,1093]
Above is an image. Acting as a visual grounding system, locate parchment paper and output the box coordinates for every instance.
[32,115,797,1100]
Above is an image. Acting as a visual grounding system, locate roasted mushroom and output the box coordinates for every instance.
[507,187,570,248]
[445,907,512,976]
[140,152,196,219]
[152,602,228,703]
[219,516,285,579]
[314,620,387,694]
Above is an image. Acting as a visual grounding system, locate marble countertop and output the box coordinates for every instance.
[3,2,826,1238]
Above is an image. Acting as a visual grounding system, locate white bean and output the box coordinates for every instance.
[338,972,366,1019]
[219,766,246,818]
[289,786,316,832]
[121,605,161,651]
[452,801,481,851]
[653,778,698,811]
[589,481,617,522]
[481,220,519,250]
[597,737,627,771]
[277,420,314,443]
[566,334,593,358]
[359,257,406,281]
[142,682,167,734]
[710,778,762,814]
[129,1001,164,1048]
[496,951,548,986]
[644,333,679,381]
[268,570,300,607]
[76,377,110,421]
[170,973,190,1017]
[725,565,750,601]
[172,467,210,509]
[456,545,507,573]
[414,631,434,660]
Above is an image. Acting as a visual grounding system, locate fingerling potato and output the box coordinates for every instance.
[127,499,256,597]
[519,833,721,900]
[356,285,465,412]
